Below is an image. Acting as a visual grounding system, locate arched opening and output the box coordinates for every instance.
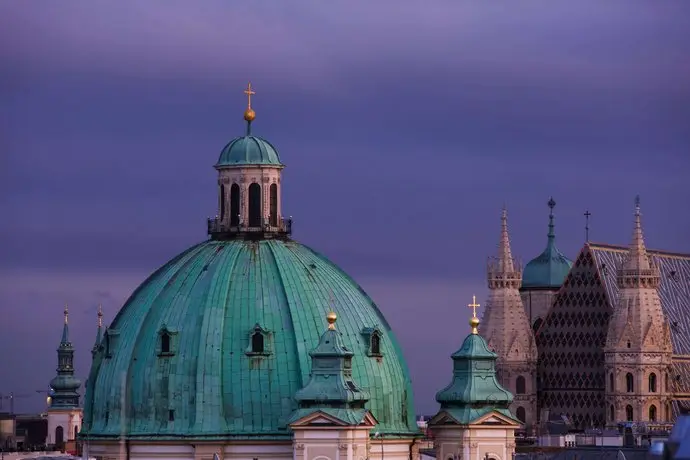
[609,372,615,392]
[269,183,278,226]
[649,404,657,422]
[230,184,240,226]
[516,406,526,423]
[532,318,544,334]
[649,373,657,393]
[55,425,64,446]
[610,405,615,421]
[248,183,262,227]
[626,373,634,392]
[251,332,264,354]
[371,333,381,355]
[516,376,526,394]
[161,333,171,354]
[625,405,633,421]
[220,184,226,220]
[73,424,78,439]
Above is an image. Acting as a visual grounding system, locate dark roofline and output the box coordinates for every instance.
[587,242,690,260]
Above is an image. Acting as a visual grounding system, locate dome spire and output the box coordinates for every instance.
[547,197,556,242]
[61,303,70,343]
[243,81,256,135]
[468,295,480,334]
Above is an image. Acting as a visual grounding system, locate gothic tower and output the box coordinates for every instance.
[604,197,673,424]
[47,305,83,448]
[483,208,538,430]
[208,82,291,241]
[520,198,573,332]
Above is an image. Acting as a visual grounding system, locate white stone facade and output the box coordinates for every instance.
[46,408,82,446]
[216,165,284,229]
[431,413,518,460]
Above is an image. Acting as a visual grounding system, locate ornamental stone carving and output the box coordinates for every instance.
[295,443,305,450]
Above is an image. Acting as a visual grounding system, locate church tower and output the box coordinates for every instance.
[429,299,520,460]
[288,312,378,460]
[46,305,83,450]
[207,82,291,241]
[483,208,538,430]
[604,197,673,424]
[520,198,573,332]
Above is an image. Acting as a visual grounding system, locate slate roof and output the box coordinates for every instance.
[588,243,690,354]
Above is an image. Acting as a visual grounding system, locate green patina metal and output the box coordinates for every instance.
[288,313,371,424]
[435,332,517,424]
[50,308,81,409]
[216,135,282,167]
[81,239,417,440]
[522,198,573,289]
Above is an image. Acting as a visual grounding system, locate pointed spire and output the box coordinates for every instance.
[498,207,516,273]
[61,303,70,344]
[623,195,651,270]
[93,304,104,353]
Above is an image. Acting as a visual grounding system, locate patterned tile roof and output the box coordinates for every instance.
[588,243,690,355]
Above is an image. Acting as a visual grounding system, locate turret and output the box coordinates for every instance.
[604,197,673,424]
[49,305,81,408]
[482,208,538,429]
[207,82,292,240]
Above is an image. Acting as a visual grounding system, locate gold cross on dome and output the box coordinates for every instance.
[468,295,480,318]
[244,82,255,109]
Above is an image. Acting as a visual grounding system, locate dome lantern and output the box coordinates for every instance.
[208,82,292,241]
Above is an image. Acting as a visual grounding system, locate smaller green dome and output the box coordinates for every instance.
[216,135,282,167]
[522,198,573,289]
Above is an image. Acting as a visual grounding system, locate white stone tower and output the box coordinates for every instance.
[207,82,291,240]
[482,208,538,431]
[604,197,673,424]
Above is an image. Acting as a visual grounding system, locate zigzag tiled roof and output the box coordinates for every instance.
[588,243,690,355]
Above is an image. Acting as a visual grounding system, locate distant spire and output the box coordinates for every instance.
[93,304,103,353]
[61,304,70,344]
[243,82,256,135]
[623,195,652,271]
[498,207,516,273]
[547,197,556,242]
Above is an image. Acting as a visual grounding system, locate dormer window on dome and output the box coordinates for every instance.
[157,325,177,357]
[361,327,383,358]
[207,83,293,241]
[246,323,271,357]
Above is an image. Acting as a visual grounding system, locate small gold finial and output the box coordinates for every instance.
[97,304,103,328]
[327,311,337,330]
[243,82,256,122]
[468,295,481,334]
[64,304,69,324]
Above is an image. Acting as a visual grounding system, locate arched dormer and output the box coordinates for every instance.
[245,323,271,357]
[208,83,291,241]
[361,327,384,358]
[157,325,177,357]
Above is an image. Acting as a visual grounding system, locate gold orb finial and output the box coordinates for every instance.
[243,82,256,122]
[327,311,337,330]
[468,295,481,334]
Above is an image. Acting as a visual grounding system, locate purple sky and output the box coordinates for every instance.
[1,1,689,415]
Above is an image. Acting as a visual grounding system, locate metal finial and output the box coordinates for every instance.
[634,195,641,213]
[584,210,591,242]
[243,82,256,126]
[64,304,69,324]
[548,197,556,212]
[468,295,481,334]
[327,311,337,330]
[97,304,103,328]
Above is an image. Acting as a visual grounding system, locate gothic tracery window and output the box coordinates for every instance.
[609,372,615,392]
[626,373,634,392]
[516,376,526,394]
[649,373,657,393]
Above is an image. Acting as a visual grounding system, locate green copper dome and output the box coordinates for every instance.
[81,239,417,441]
[522,198,573,289]
[216,135,282,167]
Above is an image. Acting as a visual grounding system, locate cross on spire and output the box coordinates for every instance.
[244,82,255,109]
[468,295,480,318]
[584,210,591,242]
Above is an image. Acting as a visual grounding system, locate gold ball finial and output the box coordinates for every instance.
[243,108,256,122]
[327,311,337,330]
[469,316,480,334]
